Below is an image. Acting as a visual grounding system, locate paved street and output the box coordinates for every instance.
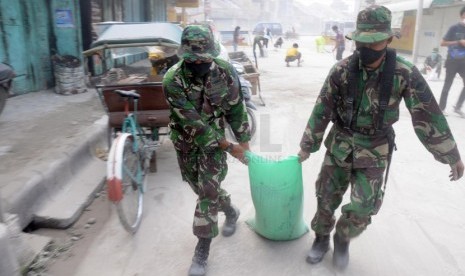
[39,36,465,276]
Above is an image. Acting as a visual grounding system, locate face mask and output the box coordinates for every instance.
[357,46,387,65]
[431,53,438,60]
[185,62,212,77]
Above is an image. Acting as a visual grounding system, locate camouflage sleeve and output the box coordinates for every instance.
[300,65,337,153]
[223,64,251,143]
[403,67,461,164]
[163,70,221,149]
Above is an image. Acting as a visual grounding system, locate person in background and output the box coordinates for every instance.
[233,26,241,52]
[285,43,302,67]
[274,37,284,48]
[315,34,326,53]
[298,5,463,270]
[163,25,251,276]
[253,34,267,57]
[148,49,165,76]
[421,47,442,80]
[263,27,273,48]
[438,6,465,116]
[332,25,345,61]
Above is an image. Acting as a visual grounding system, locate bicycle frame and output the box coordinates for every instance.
[120,97,147,193]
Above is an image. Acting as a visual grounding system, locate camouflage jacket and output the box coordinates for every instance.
[300,53,460,168]
[163,57,251,150]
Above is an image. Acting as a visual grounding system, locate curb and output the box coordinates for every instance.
[7,115,108,229]
[0,223,20,276]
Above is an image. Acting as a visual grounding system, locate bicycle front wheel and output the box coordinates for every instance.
[107,133,144,234]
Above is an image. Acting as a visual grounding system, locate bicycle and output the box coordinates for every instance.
[106,89,158,234]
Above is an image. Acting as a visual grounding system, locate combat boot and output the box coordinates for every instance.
[222,205,240,237]
[188,238,211,276]
[332,232,350,270]
[306,234,330,264]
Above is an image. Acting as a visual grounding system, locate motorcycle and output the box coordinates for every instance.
[230,60,257,139]
[0,63,16,116]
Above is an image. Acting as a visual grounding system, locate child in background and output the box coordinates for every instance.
[285,43,302,67]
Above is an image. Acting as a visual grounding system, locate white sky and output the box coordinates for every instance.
[294,0,356,11]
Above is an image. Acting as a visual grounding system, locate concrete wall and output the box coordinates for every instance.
[390,5,464,58]
[418,6,464,57]
[430,6,464,57]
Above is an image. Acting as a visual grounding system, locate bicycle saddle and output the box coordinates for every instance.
[114,89,141,99]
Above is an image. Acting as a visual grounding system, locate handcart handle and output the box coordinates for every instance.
[114,89,140,99]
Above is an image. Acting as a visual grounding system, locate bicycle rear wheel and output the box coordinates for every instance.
[107,133,144,234]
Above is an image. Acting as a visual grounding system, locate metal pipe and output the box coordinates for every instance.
[412,0,424,64]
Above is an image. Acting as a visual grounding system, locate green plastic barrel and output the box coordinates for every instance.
[246,151,308,240]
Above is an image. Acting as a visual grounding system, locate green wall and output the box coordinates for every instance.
[51,0,83,57]
[0,0,83,94]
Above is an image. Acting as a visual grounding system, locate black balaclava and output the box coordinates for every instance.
[185,62,212,77]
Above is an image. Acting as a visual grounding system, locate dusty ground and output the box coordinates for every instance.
[26,190,111,276]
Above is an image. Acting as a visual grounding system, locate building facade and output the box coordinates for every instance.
[0,0,169,95]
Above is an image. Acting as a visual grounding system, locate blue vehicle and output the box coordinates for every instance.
[253,22,283,36]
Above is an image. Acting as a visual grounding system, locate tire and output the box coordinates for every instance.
[246,107,257,138]
[107,133,144,234]
[0,87,8,116]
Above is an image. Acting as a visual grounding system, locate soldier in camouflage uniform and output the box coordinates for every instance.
[162,25,251,276]
[297,5,464,270]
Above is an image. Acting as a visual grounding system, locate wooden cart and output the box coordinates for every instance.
[228,51,265,106]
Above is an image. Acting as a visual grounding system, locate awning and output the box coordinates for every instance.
[384,0,433,12]
[90,22,182,49]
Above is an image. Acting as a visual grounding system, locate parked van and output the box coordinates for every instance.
[253,22,283,36]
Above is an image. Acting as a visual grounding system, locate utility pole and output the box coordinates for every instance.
[354,0,362,16]
[412,0,424,64]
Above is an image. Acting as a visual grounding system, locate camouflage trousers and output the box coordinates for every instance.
[311,151,386,242]
[173,138,231,239]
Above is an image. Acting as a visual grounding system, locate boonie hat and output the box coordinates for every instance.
[346,5,395,43]
[178,25,220,62]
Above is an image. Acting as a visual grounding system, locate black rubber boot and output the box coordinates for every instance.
[306,234,330,264]
[222,205,240,237]
[188,238,211,276]
[332,233,350,270]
